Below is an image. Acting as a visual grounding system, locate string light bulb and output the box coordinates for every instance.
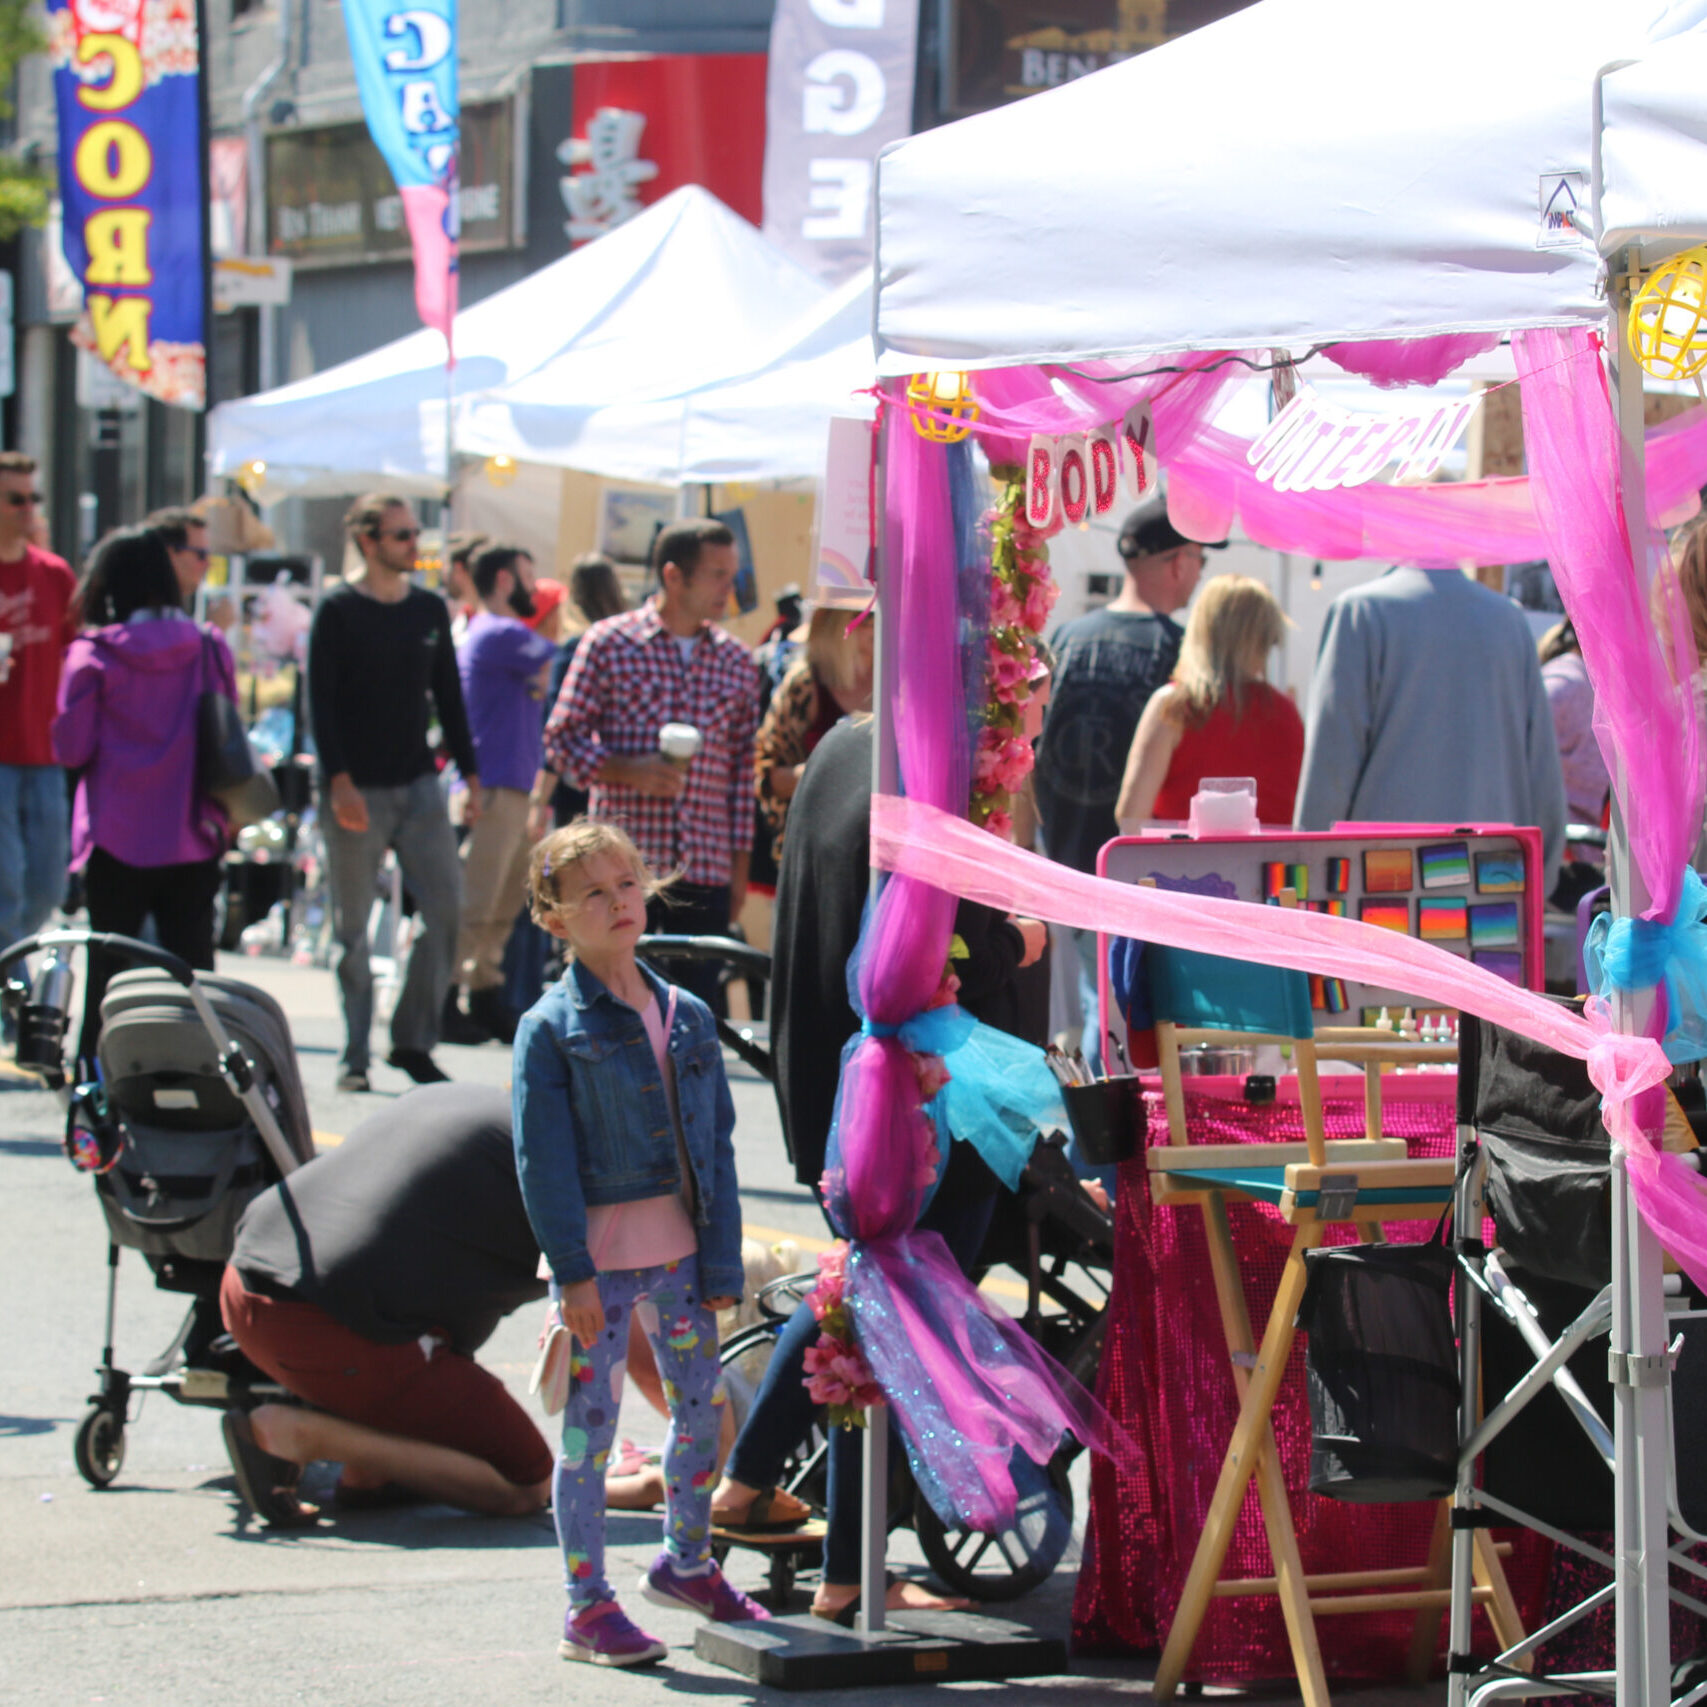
[235,459,267,495]
[484,453,518,487]
[905,371,980,443]
[1630,245,1707,382]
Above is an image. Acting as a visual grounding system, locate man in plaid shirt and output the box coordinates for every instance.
[538,519,759,1009]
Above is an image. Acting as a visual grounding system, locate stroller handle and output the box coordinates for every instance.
[0,929,196,987]
[637,933,773,982]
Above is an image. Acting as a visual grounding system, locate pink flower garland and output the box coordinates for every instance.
[973,465,1061,840]
[803,1242,885,1427]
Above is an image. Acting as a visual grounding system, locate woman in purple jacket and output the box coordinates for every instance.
[53,527,238,1060]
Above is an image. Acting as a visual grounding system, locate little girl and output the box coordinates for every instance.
[513,820,765,1666]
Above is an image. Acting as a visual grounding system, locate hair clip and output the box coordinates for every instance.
[541,853,552,882]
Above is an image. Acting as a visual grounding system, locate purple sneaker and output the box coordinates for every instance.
[558,1599,668,1667]
[641,1552,772,1623]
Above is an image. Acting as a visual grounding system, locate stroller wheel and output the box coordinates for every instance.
[74,1405,125,1488]
[913,1450,1074,1602]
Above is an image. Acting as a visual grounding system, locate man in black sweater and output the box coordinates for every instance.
[308,494,482,1091]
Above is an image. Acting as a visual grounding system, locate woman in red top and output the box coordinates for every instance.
[1114,574,1304,830]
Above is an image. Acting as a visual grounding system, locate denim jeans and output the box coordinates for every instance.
[320,773,462,1072]
[0,763,68,954]
[723,1186,997,1586]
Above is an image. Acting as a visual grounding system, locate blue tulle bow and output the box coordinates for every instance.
[1586,866,1707,1065]
[899,1003,1064,1191]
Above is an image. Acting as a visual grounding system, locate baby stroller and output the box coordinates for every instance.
[1,927,315,1488]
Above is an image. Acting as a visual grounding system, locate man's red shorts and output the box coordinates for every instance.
[220,1265,552,1487]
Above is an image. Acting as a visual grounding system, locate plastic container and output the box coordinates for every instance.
[1188,777,1259,837]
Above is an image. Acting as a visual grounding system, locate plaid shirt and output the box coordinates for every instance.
[543,602,760,888]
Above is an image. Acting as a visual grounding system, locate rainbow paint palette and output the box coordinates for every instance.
[1363,849,1414,893]
[1475,853,1526,894]
[1418,897,1468,941]
[1099,825,1544,1047]
[1359,898,1411,934]
[1468,902,1520,948]
[1419,841,1470,889]
[1263,862,1309,902]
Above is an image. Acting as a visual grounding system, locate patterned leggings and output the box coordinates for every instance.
[553,1254,725,1608]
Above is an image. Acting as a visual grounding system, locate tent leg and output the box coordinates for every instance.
[1607,252,1673,1707]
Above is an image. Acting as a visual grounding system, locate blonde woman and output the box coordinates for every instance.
[1114,575,1303,831]
[754,604,875,865]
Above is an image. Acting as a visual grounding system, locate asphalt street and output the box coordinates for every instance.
[0,949,1432,1706]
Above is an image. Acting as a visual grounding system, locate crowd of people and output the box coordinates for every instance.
[2,463,1682,1665]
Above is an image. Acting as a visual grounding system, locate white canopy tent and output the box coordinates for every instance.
[206,186,827,499]
[874,0,1705,371]
[457,270,875,486]
[870,2,1707,1700]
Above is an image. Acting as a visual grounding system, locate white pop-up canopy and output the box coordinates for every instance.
[457,270,875,485]
[873,0,1707,372]
[868,3,1707,1698]
[207,186,827,498]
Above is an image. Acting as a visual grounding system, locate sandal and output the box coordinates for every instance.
[711,1485,813,1535]
[608,1439,660,1480]
[221,1409,317,1528]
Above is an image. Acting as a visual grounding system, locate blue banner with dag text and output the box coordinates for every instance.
[49,0,207,409]
[341,0,459,349]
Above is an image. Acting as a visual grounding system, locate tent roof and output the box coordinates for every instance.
[457,272,874,485]
[873,0,1707,375]
[208,185,826,497]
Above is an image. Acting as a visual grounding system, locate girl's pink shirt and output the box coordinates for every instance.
[584,989,698,1273]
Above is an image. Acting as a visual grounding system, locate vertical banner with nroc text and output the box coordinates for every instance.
[48,0,208,409]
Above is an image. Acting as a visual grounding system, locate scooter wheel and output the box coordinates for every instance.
[74,1405,125,1488]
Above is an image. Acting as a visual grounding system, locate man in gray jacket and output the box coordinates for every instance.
[1296,567,1567,876]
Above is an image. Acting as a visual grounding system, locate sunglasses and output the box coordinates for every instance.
[383,527,421,542]
[4,491,42,508]
[183,546,210,561]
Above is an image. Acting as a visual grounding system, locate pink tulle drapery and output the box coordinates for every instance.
[1320,332,1502,389]
[871,795,1707,1289]
[1165,408,1707,568]
[822,402,1128,1533]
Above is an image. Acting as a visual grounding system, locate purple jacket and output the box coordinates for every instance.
[52,617,237,870]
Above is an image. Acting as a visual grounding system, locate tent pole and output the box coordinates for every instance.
[1607,244,1672,1707]
[858,404,895,1638]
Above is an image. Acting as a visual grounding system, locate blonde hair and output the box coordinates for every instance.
[526,818,667,930]
[804,605,874,708]
[1171,575,1289,725]
[1675,517,1707,662]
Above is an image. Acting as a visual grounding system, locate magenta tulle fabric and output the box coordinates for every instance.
[1320,332,1502,389]
[1164,408,1707,569]
[1511,324,1707,1285]
[966,356,1245,471]
[870,794,1707,1294]
[822,403,1129,1532]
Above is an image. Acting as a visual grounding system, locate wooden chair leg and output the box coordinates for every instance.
[1406,1500,1453,1683]
[1201,1196,1329,1705]
[1472,1528,1530,1669]
[1155,1222,1326,1703]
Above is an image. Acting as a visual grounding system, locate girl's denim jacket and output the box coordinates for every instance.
[511,958,744,1301]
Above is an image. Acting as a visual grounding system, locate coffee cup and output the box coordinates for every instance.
[658,722,702,769]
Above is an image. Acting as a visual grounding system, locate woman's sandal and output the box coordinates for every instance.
[221,1408,317,1529]
[710,1485,813,1535]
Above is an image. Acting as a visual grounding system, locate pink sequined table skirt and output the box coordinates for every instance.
[1071,1074,1547,1681]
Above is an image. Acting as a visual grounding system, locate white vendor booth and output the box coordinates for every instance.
[873,1,1707,1701]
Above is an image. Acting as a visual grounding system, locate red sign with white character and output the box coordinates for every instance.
[560,56,766,244]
